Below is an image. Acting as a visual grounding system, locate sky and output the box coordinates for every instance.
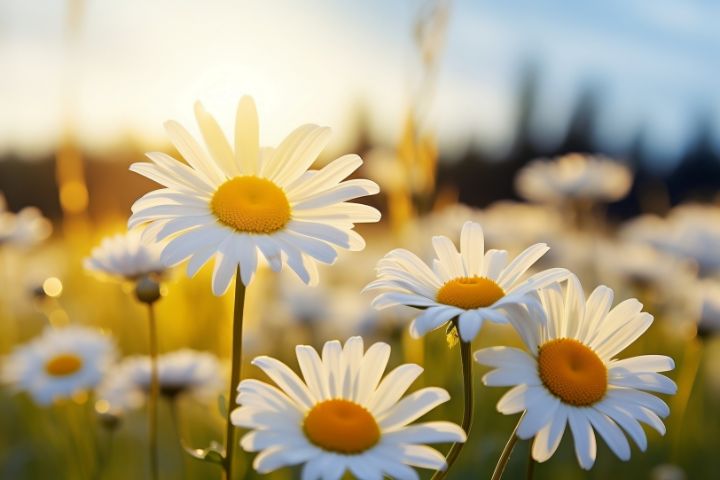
[0,0,718,166]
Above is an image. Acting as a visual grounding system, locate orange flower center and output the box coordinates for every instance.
[538,338,607,406]
[45,353,84,377]
[436,276,505,309]
[211,176,291,234]
[303,399,380,454]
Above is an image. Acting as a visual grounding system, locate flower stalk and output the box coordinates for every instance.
[223,268,246,480]
[491,418,521,480]
[135,276,162,480]
[147,303,160,480]
[671,336,704,461]
[431,329,473,480]
[526,447,536,480]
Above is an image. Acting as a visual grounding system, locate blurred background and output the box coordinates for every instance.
[2,0,719,219]
[1,0,719,479]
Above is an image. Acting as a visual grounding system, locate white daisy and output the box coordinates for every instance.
[364,221,569,342]
[1,325,116,405]
[232,336,466,480]
[96,349,223,410]
[128,97,380,295]
[477,201,565,253]
[621,204,720,276]
[596,241,696,291]
[0,192,52,247]
[474,275,677,470]
[84,229,167,281]
[515,153,632,204]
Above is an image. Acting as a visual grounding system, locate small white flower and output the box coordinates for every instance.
[232,336,466,480]
[84,229,166,281]
[515,153,632,204]
[272,277,394,339]
[365,221,569,342]
[2,325,116,405]
[474,275,677,470]
[0,192,52,247]
[96,349,223,412]
[622,204,720,276]
[128,97,380,295]
[478,201,565,252]
[595,241,698,295]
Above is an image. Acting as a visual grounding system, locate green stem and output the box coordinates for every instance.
[93,428,116,480]
[168,399,188,479]
[670,336,703,461]
[491,420,521,480]
[148,303,160,480]
[431,338,473,480]
[223,270,246,480]
[526,445,536,480]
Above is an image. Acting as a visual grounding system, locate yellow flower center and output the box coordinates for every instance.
[45,353,84,377]
[210,176,291,234]
[436,276,505,309]
[303,399,380,454]
[538,338,607,406]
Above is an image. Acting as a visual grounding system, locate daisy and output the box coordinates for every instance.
[365,221,569,342]
[1,325,116,405]
[515,153,632,204]
[96,349,224,409]
[232,336,466,479]
[84,229,166,282]
[128,97,380,295]
[477,201,565,253]
[0,192,52,247]
[474,275,677,470]
[621,204,720,276]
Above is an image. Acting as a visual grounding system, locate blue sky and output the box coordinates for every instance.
[0,0,717,168]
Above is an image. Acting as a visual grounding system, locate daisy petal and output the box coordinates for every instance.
[368,364,423,415]
[251,356,314,410]
[409,306,463,338]
[532,408,567,462]
[378,387,450,429]
[253,445,318,473]
[383,422,466,444]
[194,101,238,178]
[235,96,260,175]
[568,409,597,470]
[497,243,549,290]
[585,409,631,461]
[457,310,483,342]
[460,221,484,276]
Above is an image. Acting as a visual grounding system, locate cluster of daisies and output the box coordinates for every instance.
[1,97,678,480]
[1,325,222,411]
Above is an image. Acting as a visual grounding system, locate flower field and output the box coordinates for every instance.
[1,1,719,479]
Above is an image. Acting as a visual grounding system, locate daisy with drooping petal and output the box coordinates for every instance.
[1,325,116,405]
[365,220,569,342]
[84,229,167,282]
[128,97,380,295]
[474,274,677,471]
[232,336,466,480]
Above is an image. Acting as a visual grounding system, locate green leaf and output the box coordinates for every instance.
[182,441,225,465]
